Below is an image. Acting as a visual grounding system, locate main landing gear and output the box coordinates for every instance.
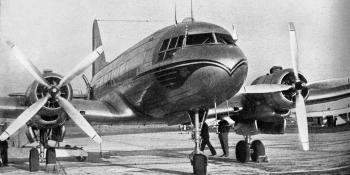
[188,109,208,175]
[28,129,57,172]
[235,136,267,163]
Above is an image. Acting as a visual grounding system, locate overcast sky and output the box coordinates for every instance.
[0,0,349,110]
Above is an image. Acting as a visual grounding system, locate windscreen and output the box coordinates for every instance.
[186,33,215,45]
[215,33,235,45]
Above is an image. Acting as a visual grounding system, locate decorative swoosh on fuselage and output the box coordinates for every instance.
[135,59,247,89]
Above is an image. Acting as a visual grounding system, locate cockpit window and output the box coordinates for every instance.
[177,35,184,48]
[158,36,184,62]
[186,33,215,45]
[160,39,170,51]
[168,37,178,49]
[215,33,235,45]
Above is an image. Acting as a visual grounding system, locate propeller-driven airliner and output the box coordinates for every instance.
[0,16,349,174]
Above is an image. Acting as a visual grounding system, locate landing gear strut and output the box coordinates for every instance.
[188,109,208,175]
[28,129,58,172]
[235,136,266,163]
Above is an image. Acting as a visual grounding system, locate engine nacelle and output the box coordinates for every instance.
[248,68,309,110]
[24,71,73,129]
[257,117,286,134]
[25,125,66,143]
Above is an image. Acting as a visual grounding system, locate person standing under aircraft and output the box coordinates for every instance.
[218,119,231,157]
[0,124,8,166]
[200,122,216,156]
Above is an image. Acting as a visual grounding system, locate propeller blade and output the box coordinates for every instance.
[307,77,350,89]
[6,41,51,88]
[295,91,309,151]
[0,96,48,141]
[288,22,300,81]
[57,96,102,144]
[58,46,103,88]
[242,84,293,94]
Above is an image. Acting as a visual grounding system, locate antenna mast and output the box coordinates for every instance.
[174,0,178,24]
[190,0,194,21]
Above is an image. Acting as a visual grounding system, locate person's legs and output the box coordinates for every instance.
[222,132,229,156]
[200,139,206,151]
[206,140,216,155]
[219,134,226,155]
[3,148,7,166]
[0,148,3,167]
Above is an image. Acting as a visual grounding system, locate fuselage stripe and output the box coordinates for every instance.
[135,59,247,80]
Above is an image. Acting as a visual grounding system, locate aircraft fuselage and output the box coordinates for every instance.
[91,20,248,119]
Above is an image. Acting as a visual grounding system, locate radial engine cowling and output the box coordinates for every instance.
[249,68,309,109]
[25,71,73,128]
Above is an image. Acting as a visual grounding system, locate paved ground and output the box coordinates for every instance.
[0,130,350,174]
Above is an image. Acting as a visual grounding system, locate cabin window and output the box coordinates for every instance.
[186,33,215,45]
[215,33,235,45]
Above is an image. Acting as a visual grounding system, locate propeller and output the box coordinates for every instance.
[242,84,293,94]
[288,22,309,151]
[0,95,49,141]
[6,41,51,88]
[1,41,103,144]
[57,97,102,144]
[242,23,350,151]
[58,46,103,88]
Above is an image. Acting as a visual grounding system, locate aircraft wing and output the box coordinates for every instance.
[70,98,136,125]
[306,85,350,105]
[207,93,246,118]
[0,96,27,120]
[0,94,136,125]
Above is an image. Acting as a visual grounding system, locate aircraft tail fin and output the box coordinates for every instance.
[92,19,107,76]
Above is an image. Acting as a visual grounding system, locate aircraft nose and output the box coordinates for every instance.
[169,45,248,107]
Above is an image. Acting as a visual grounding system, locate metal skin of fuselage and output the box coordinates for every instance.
[90,20,248,121]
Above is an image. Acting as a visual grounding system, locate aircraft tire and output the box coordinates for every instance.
[76,156,87,162]
[29,148,39,172]
[236,140,250,163]
[251,140,265,162]
[192,154,207,175]
[46,147,56,164]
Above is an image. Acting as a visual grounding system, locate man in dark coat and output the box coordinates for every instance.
[218,119,230,157]
[0,124,8,166]
[200,122,216,156]
[0,139,8,166]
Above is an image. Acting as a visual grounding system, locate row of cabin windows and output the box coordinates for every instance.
[158,33,235,62]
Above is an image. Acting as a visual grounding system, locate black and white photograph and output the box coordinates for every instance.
[0,0,349,174]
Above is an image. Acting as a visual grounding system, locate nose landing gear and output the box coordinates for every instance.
[188,109,208,175]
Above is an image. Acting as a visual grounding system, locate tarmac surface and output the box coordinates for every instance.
[0,129,350,175]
